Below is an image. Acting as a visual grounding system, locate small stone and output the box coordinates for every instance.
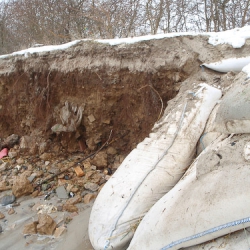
[74,166,84,177]
[16,158,25,165]
[12,175,34,198]
[66,184,74,193]
[65,216,72,224]
[45,161,50,166]
[0,195,16,206]
[56,186,68,199]
[8,208,15,215]
[84,182,99,192]
[88,114,96,123]
[83,193,97,204]
[0,181,11,191]
[0,162,10,172]
[40,153,53,161]
[81,190,89,197]
[2,134,19,149]
[105,175,111,181]
[65,194,82,205]
[91,165,97,170]
[8,151,18,158]
[48,167,60,175]
[37,214,57,235]
[54,226,66,237]
[0,212,5,219]
[106,147,117,155]
[90,152,108,168]
[83,161,91,169]
[39,142,48,155]
[41,184,49,191]
[27,174,36,182]
[63,204,78,213]
[31,190,39,198]
[71,187,79,193]
[64,175,70,180]
[23,221,38,235]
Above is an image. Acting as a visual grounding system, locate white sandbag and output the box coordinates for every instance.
[214,80,250,133]
[128,135,250,250]
[184,227,250,250]
[202,56,250,73]
[89,83,221,250]
[197,104,222,155]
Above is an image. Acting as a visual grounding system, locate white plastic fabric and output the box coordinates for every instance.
[128,135,250,250]
[89,83,221,250]
[202,56,250,73]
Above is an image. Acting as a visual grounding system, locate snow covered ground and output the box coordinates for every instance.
[2,25,250,77]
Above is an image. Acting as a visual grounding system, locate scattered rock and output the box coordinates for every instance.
[63,204,78,212]
[1,134,19,149]
[39,142,48,155]
[56,185,68,199]
[0,212,5,219]
[8,150,18,158]
[8,208,15,215]
[40,153,53,161]
[37,214,57,235]
[16,158,25,165]
[0,194,16,206]
[0,181,11,191]
[12,175,34,197]
[0,162,10,172]
[83,193,97,204]
[31,190,39,198]
[48,166,60,174]
[86,134,101,151]
[65,194,82,205]
[90,152,108,168]
[83,161,91,169]
[54,226,67,237]
[106,147,117,155]
[74,166,84,177]
[19,136,36,153]
[84,182,99,192]
[23,221,38,235]
[88,114,96,123]
[27,173,36,182]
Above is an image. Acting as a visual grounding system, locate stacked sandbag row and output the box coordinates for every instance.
[89,83,222,250]
[128,75,250,249]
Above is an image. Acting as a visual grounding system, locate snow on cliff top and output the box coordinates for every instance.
[1,26,250,60]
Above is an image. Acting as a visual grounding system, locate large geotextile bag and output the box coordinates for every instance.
[214,79,250,133]
[89,83,221,250]
[128,135,250,250]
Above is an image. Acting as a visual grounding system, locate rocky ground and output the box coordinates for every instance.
[0,34,250,250]
[0,133,121,249]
